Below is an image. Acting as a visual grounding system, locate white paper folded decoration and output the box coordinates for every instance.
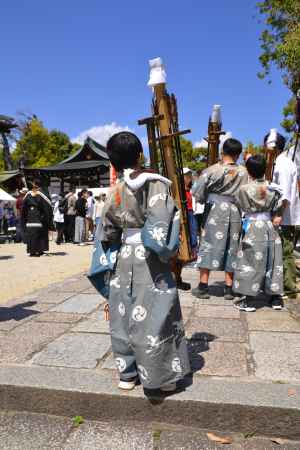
[211,105,222,124]
[148,57,167,87]
[266,128,278,149]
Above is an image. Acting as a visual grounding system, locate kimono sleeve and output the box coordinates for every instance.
[192,171,209,204]
[141,180,180,261]
[88,188,122,299]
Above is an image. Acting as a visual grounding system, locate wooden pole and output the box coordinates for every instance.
[153,83,192,263]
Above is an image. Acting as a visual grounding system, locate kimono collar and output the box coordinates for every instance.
[124,169,172,191]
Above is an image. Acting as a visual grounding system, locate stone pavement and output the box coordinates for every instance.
[1,411,300,450]
[0,268,300,440]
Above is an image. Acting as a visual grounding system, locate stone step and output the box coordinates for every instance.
[0,364,299,440]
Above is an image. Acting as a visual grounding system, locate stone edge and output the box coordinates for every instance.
[0,365,300,439]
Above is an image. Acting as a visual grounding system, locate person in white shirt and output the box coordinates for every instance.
[267,130,300,297]
[53,195,65,245]
[86,191,95,240]
[93,194,106,229]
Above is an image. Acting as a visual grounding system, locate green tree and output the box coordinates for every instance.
[244,141,264,155]
[257,1,300,137]
[12,117,79,168]
[281,97,297,136]
[180,137,207,171]
[257,0,300,92]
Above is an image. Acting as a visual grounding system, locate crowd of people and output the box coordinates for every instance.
[4,183,107,256]
[51,189,106,246]
[90,130,300,393]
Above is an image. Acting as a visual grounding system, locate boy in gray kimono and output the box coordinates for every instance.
[95,131,190,393]
[192,138,248,300]
[233,154,284,311]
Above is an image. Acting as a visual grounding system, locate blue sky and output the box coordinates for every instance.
[1,0,290,149]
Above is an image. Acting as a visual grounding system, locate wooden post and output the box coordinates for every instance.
[153,83,192,263]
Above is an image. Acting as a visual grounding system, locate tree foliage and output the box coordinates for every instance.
[244,141,264,155]
[281,97,297,136]
[257,0,300,92]
[11,117,80,168]
[180,137,207,171]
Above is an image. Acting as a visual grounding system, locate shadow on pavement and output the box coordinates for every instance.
[0,255,14,260]
[0,301,39,322]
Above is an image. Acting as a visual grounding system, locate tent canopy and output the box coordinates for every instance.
[0,188,16,202]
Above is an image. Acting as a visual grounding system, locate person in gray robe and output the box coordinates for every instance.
[192,138,248,300]
[88,132,190,393]
[233,154,284,312]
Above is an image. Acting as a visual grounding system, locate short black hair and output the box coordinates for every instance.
[263,132,286,151]
[106,132,143,171]
[81,188,88,194]
[32,178,41,188]
[246,154,267,179]
[223,138,243,158]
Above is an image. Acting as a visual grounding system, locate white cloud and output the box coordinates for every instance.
[72,122,132,146]
[194,138,208,149]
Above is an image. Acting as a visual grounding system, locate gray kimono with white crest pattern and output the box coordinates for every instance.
[99,173,190,389]
[193,162,248,272]
[233,179,283,297]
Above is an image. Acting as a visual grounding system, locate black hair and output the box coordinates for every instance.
[88,191,93,196]
[32,178,41,188]
[223,138,243,158]
[81,188,88,194]
[246,154,267,179]
[263,132,286,151]
[106,132,143,171]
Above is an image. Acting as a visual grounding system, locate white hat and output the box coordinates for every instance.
[183,167,192,175]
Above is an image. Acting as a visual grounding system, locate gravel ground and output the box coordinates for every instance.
[0,241,93,304]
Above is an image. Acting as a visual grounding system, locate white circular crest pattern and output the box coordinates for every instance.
[110,276,121,289]
[99,254,108,265]
[132,305,147,322]
[172,357,182,373]
[252,283,260,292]
[220,202,229,211]
[237,250,243,258]
[212,260,219,268]
[121,245,132,259]
[271,283,279,292]
[215,231,224,240]
[115,357,126,373]
[231,205,238,212]
[255,221,264,229]
[135,245,146,260]
[137,365,149,381]
[275,237,282,245]
[232,233,239,241]
[118,302,126,317]
[255,252,263,261]
[110,251,117,264]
